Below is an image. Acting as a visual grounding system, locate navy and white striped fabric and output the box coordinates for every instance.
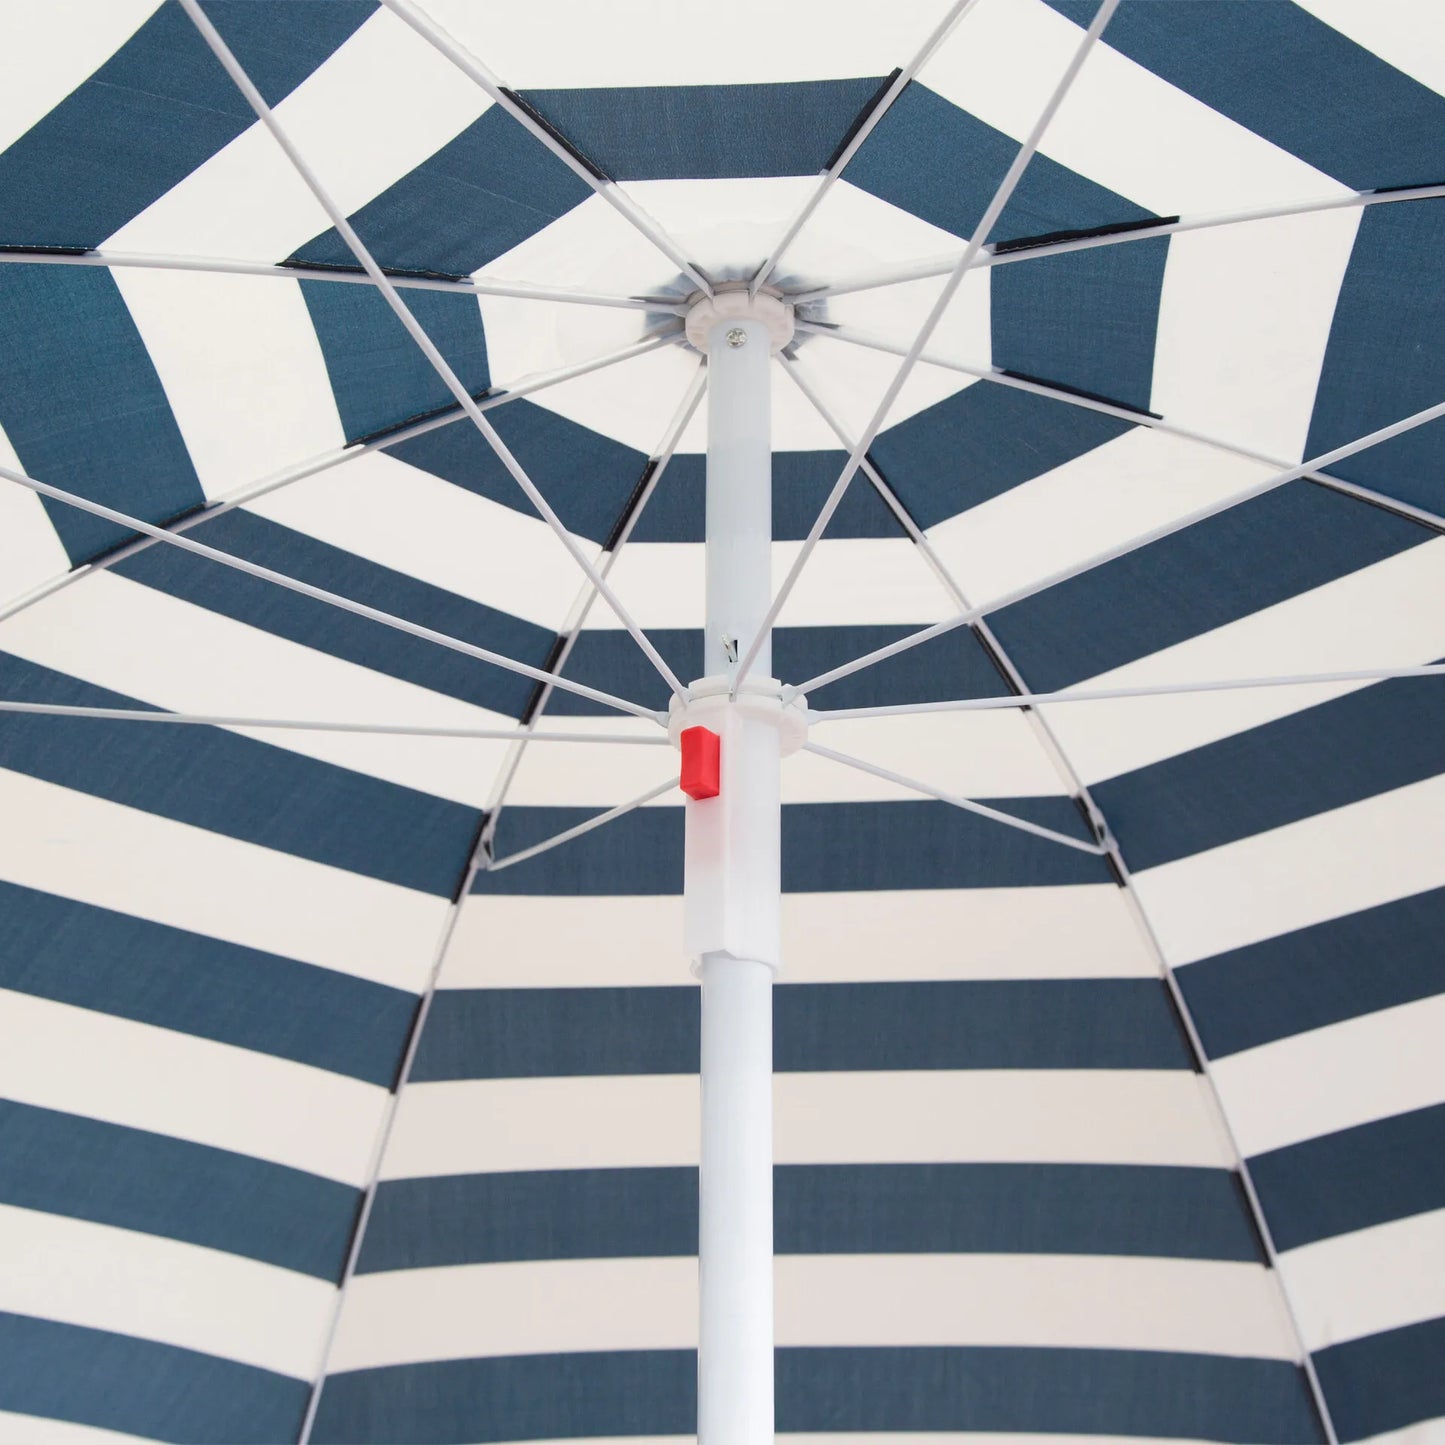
[0,1,1441,1441]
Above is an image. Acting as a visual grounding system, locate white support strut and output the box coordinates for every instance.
[678,286,797,1443]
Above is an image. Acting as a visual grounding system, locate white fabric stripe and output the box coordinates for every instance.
[0,990,388,1186]
[1300,2,1445,99]
[1211,996,1445,1159]
[105,8,489,260]
[0,570,515,807]
[0,768,449,990]
[380,1071,1232,1179]
[245,450,578,630]
[1282,1207,1445,1354]
[0,1202,333,1379]
[1135,774,1445,967]
[424,0,947,86]
[1041,537,1445,786]
[0,1,159,154]
[1352,1419,1445,1445]
[0,1414,154,1445]
[327,1254,1292,1372]
[494,333,710,455]
[441,884,1154,989]
[792,186,992,372]
[111,269,343,501]
[597,537,954,630]
[0,427,70,612]
[919,0,1350,216]
[1149,208,1362,463]
[926,428,1277,613]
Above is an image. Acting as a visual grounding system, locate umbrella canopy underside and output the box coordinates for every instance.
[0,1,1441,1442]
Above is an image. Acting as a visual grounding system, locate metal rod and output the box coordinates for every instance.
[803,740,1104,855]
[794,319,1445,535]
[0,247,686,311]
[747,0,979,296]
[0,461,664,724]
[486,777,679,871]
[786,392,1445,701]
[0,699,671,742]
[694,306,781,1445]
[732,0,1121,692]
[787,182,1445,304]
[378,0,713,298]
[181,0,688,704]
[809,663,1445,720]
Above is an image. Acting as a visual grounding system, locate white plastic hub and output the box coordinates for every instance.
[684,284,795,354]
[668,676,809,757]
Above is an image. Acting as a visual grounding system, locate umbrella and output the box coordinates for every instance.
[0,0,1441,1440]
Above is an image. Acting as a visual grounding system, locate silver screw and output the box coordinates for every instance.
[725,327,748,348]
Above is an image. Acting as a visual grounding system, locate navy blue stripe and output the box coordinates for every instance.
[866,372,1135,530]
[0,1310,307,1444]
[1251,1105,1445,1253]
[629,450,907,543]
[0,2,371,248]
[0,265,202,564]
[409,979,1188,1080]
[846,81,1154,245]
[314,1347,1322,1442]
[547,621,1009,716]
[358,1162,1259,1272]
[0,879,412,1085]
[519,81,885,182]
[1096,672,1445,870]
[114,508,551,718]
[1314,1316,1445,1443]
[990,483,1425,692]
[991,236,1169,414]
[1044,0,1445,192]
[476,798,1105,895]
[300,281,490,444]
[0,651,478,896]
[1305,199,1445,519]
[0,1100,357,1280]
[1179,887,1445,1060]
[294,106,593,276]
[386,396,651,545]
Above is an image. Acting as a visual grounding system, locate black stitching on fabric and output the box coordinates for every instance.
[998,368,1162,419]
[0,243,92,256]
[824,68,903,172]
[603,458,658,554]
[1301,477,1445,537]
[448,812,492,907]
[1370,179,1445,195]
[502,88,611,182]
[276,257,470,283]
[990,213,1178,255]
[519,635,569,726]
[80,500,213,567]
[350,390,493,448]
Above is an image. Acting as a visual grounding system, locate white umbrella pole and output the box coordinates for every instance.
[680,292,795,1442]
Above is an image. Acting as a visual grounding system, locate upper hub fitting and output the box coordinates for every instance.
[684,282,795,354]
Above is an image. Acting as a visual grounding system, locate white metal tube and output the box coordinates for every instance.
[694,312,778,1442]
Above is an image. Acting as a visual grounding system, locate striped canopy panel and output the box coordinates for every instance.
[0,2,1441,1442]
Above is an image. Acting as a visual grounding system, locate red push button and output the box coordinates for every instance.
[679,725,721,800]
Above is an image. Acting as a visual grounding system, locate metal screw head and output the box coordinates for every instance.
[725,327,748,348]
